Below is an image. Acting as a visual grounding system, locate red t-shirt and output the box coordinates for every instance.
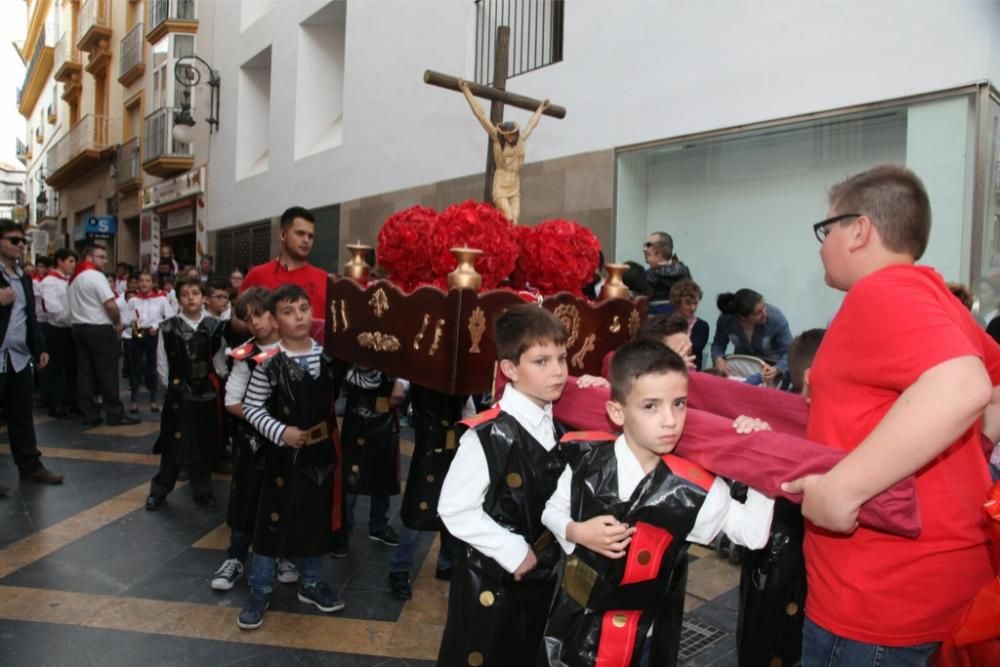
[805,264,998,645]
[240,259,329,319]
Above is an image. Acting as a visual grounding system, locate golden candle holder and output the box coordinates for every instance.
[599,263,631,301]
[343,242,372,283]
[447,247,483,290]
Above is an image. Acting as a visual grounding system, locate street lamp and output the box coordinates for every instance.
[172,54,220,144]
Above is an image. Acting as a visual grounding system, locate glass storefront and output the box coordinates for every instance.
[615,88,989,337]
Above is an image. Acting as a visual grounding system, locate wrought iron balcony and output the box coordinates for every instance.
[17,26,54,117]
[148,0,197,45]
[116,136,142,193]
[54,32,83,84]
[143,106,194,178]
[47,114,120,189]
[119,23,145,86]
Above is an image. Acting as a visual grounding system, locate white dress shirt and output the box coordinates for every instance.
[67,269,115,326]
[38,272,71,328]
[543,435,774,556]
[33,279,46,324]
[438,385,557,574]
[156,312,228,387]
[124,293,171,333]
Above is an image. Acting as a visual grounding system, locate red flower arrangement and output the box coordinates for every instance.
[429,201,518,290]
[516,219,601,296]
[376,205,438,292]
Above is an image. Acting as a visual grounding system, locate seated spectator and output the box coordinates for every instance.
[711,288,792,385]
[669,278,709,369]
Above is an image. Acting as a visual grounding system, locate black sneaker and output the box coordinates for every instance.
[388,571,412,600]
[368,526,400,546]
[435,565,453,581]
[297,581,346,613]
[237,591,269,630]
[211,558,244,591]
[194,493,218,508]
[145,494,166,511]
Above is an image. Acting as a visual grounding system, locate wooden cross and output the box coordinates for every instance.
[424,26,566,202]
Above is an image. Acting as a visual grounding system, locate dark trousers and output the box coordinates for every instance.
[40,323,75,411]
[0,359,42,474]
[72,324,125,423]
[150,450,213,499]
[126,335,158,404]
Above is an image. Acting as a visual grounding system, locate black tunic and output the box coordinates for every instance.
[341,375,400,497]
[225,340,268,535]
[437,408,566,667]
[400,384,471,531]
[543,434,713,667]
[251,350,342,558]
[153,315,223,467]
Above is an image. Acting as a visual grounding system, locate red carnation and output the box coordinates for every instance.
[429,201,519,290]
[516,219,601,296]
[376,205,438,292]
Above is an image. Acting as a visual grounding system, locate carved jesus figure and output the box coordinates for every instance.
[458,78,549,225]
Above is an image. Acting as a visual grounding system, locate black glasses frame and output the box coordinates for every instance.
[2,236,27,246]
[813,213,860,243]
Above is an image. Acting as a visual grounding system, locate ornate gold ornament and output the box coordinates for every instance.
[357,331,401,352]
[368,288,390,317]
[609,315,621,333]
[413,313,431,350]
[468,307,486,353]
[553,304,581,348]
[571,333,597,369]
[628,308,641,338]
[428,318,446,356]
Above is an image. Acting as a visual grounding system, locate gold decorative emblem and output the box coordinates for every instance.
[330,300,337,333]
[609,315,621,333]
[340,300,349,331]
[770,659,783,667]
[369,288,389,317]
[357,437,366,446]
[351,464,360,473]
[506,472,523,488]
[275,477,284,488]
[413,314,430,351]
[636,550,651,566]
[562,555,599,607]
[612,613,628,629]
[426,474,435,483]
[374,397,390,413]
[628,308,641,338]
[571,333,597,369]
[419,501,429,510]
[467,652,484,667]
[785,602,799,616]
[479,591,495,607]
[445,431,457,449]
[357,331,401,352]
[270,512,280,522]
[468,307,486,353]
[428,318,446,356]
[553,304,581,348]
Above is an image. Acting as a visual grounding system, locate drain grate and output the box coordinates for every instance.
[678,617,728,662]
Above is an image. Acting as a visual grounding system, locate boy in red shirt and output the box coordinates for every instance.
[783,165,1000,664]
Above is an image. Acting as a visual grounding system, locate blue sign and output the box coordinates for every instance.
[85,216,117,237]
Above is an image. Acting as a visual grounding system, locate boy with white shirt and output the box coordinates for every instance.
[124,271,171,413]
[541,339,774,667]
[145,276,226,510]
[37,249,76,418]
[437,304,573,667]
[238,285,345,630]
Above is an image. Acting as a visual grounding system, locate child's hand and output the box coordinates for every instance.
[282,426,307,448]
[566,515,636,559]
[732,415,771,434]
[389,380,406,408]
[513,548,538,581]
[577,374,610,389]
[761,364,779,386]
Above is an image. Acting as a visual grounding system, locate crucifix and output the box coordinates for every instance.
[424,26,566,225]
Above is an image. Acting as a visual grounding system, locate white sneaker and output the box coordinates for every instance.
[211,557,244,591]
[276,558,299,584]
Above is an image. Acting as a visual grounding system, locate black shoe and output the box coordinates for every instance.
[388,571,412,600]
[107,416,141,426]
[82,417,103,426]
[19,467,64,485]
[368,526,401,547]
[435,566,453,581]
[145,494,166,511]
[177,468,190,482]
[194,494,218,508]
[0,484,9,497]
[48,408,70,419]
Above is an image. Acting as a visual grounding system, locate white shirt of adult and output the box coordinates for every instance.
[67,269,115,326]
[156,311,229,388]
[439,384,557,574]
[542,435,775,556]
[38,272,72,328]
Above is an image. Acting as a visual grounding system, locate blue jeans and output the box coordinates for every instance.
[803,618,939,667]
[248,554,323,595]
[227,529,252,562]
[344,493,390,534]
[389,525,457,573]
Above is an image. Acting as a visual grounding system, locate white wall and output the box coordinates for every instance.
[206,0,999,231]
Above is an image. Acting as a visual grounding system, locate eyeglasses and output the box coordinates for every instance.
[643,242,653,248]
[813,213,860,243]
[2,237,26,245]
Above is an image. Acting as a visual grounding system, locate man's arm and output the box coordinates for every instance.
[710,317,729,369]
[458,79,497,140]
[520,98,550,141]
[103,298,121,329]
[156,329,168,387]
[784,355,993,532]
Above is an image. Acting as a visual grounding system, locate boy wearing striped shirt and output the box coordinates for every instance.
[238,285,344,630]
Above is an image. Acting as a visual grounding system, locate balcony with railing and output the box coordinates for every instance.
[16,138,31,165]
[143,107,193,177]
[116,136,142,193]
[148,0,197,45]
[17,25,54,117]
[119,23,146,86]
[46,114,120,189]
[79,0,112,53]
[54,32,83,85]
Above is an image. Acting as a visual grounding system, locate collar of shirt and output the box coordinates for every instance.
[178,312,206,329]
[614,435,651,500]
[0,262,23,281]
[278,340,322,357]
[498,384,556,450]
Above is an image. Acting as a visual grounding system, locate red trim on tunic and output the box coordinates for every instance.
[620,521,674,586]
[661,454,714,492]
[596,609,641,667]
[460,405,501,428]
[560,431,616,443]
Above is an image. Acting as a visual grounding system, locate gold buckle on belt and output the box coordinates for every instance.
[304,421,330,446]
